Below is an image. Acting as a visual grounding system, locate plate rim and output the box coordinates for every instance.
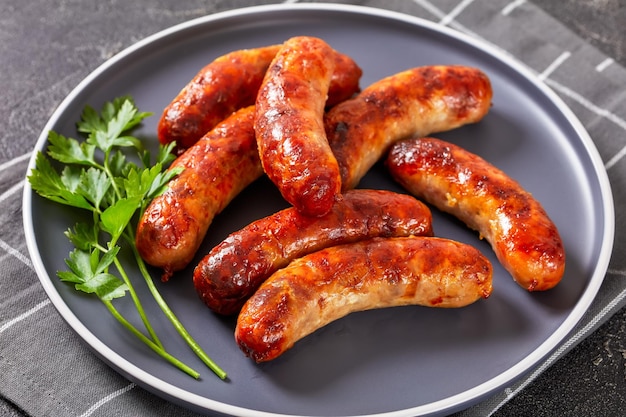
[22,3,616,417]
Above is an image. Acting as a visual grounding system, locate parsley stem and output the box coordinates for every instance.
[111,256,164,349]
[92,241,164,349]
[103,149,123,201]
[102,299,200,379]
[129,239,227,380]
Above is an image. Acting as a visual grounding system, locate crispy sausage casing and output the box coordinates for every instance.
[193,189,434,315]
[326,65,493,190]
[254,36,342,217]
[143,37,364,277]
[386,137,565,291]
[136,106,263,280]
[158,45,280,152]
[159,44,362,153]
[235,236,493,362]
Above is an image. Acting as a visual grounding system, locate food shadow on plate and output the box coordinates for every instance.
[251,293,532,396]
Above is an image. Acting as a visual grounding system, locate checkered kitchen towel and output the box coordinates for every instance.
[1,1,624,416]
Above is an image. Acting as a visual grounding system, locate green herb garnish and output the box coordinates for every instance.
[28,96,226,380]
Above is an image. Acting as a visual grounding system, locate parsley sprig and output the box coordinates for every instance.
[28,97,226,380]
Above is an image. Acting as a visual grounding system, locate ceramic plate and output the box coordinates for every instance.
[23,4,614,417]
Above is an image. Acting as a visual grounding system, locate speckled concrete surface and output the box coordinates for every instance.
[492,307,626,416]
[536,0,625,67]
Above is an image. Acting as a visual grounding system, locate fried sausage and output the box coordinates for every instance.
[136,106,263,280]
[254,36,342,217]
[386,137,565,291]
[159,44,362,153]
[327,51,363,107]
[158,45,280,152]
[325,65,493,190]
[235,236,493,362]
[193,189,434,315]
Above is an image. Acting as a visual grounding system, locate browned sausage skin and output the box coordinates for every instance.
[142,38,363,278]
[193,189,434,315]
[159,44,362,154]
[327,51,363,107]
[235,236,493,363]
[137,106,262,281]
[158,45,280,152]
[325,65,493,190]
[386,137,565,291]
[254,36,343,217]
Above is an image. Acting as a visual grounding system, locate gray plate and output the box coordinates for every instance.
[23,4,614,417]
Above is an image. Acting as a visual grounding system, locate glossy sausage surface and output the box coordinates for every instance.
[193,189,434,315]
[386,137,565,291]
[325,65,493,190]
[159,43,362,153]
[137,106,263,280]
[158,45,280,152]
[254,36,342,217]
[235,236,493,362]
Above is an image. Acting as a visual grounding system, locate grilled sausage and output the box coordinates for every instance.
[159,44,362,153]
[325,65,493,190]
[386,137,565,291]
[235,236,493,362]
[158,45,280,152]
[327,51,363,107]
[254,36,342,217]
[136,106,263,280]
[193,189,434,315]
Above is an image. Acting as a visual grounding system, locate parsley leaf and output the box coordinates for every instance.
[100,196,142,241]
[78,167,112,210]
[28,97,224,380]
[28,153,93,210]
[64,222,99,251]
[58,248,127,301]
[47,130,97,166]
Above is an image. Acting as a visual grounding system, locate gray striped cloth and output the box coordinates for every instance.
[1,1,624,416]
